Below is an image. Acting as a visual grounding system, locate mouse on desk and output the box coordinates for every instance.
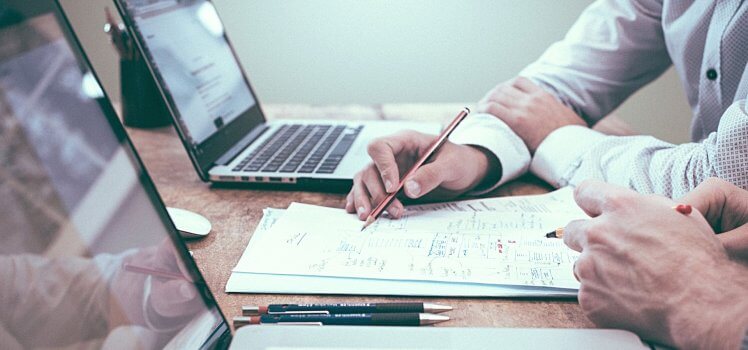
[167,207,212,239]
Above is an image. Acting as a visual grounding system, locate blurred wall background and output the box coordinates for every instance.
[60,0,692,143]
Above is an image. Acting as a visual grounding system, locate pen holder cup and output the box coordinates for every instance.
[120,57,171,128]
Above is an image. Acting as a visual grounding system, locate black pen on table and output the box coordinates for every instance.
[242,302,452,315]
[233,313,449,327]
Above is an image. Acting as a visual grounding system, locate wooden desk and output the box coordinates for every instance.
[125,104,597,330]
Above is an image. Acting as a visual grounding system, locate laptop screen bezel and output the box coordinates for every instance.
[113,0,268,181]
[2,1,233,347]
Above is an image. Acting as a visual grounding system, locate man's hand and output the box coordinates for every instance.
[680,177,748,262]
[346,130,499,220]
[111,241,203,331]
[145,242,203,321]
[477,77,585,153]
[563,180,748,349]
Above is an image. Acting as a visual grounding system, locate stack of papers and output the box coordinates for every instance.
[227,188,587,297]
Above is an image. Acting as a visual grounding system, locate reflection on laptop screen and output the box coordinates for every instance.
[124,0,255,146]
[0,5,227,349]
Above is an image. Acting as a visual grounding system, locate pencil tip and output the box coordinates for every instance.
[361,217,373,232]
[545,228,564,239]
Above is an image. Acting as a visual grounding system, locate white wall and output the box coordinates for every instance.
[61,0,691,143]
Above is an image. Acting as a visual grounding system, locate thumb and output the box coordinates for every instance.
[403,162,447,199]
[718,224,748,262]
[149,279,199,318]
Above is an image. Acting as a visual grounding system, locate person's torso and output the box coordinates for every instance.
[660,0,748,141]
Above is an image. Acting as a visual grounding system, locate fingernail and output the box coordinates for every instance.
[179,281,195,299]
[385,180,393,192]
[405,180,420,197]
[357,206,366,218]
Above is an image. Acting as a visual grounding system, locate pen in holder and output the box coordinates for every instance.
[105,7,171,128]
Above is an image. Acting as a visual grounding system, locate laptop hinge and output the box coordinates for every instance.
[215,124,269,166]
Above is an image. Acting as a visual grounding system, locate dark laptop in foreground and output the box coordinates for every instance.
[0,1,649,349]
[0,1,229,348]
[113,0,439,190]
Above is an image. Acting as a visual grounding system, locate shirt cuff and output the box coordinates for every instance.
[448,112,531,194]
[530,125,606,187]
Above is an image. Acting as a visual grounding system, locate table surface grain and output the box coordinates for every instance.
[124,103,616,331]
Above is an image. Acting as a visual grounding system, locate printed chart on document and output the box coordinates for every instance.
[236,188,587,290]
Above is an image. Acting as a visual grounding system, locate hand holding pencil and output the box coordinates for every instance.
[544,202,694,238]
[361,108,470,230]
[115,242,203,321]
[347,108,500,224]
[550,180,746,349]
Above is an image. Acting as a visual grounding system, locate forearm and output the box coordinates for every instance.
[467,145,502,193]
[449,113,530,194]
[0,255,115,347]
[531,100,748,198]
[533,127,713,197]
[519,0,671,123]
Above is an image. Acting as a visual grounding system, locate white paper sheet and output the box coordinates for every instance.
[225,272,577,297]
[231,189,586,292]
[227,208,576,297]
[232,207,285,271]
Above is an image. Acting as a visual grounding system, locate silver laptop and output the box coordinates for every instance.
[114,0,439,191]
[231,326,650,350]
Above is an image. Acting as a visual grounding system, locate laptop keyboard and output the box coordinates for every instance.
[232,124,363,174]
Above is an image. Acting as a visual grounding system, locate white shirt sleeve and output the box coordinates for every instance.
[448,113,530,194]
[449,0,673,194]
[531,100,748,198]
[519,0,672,124]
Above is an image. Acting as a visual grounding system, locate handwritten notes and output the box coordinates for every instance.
[233,208,284,271]
[233,188,586,290]
[407,187,580,215]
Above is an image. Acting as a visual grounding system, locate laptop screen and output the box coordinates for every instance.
[0,2,229,348]
[123,0,255,145]
[116,0,266,177]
